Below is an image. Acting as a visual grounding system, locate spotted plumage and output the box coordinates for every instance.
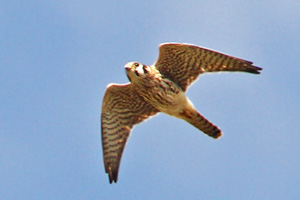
[101,43,262,183]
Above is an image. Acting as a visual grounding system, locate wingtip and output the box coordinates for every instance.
[246,65,263,74]
[107,168,119,184]
[256,66,263,74]
[108,176,118,184]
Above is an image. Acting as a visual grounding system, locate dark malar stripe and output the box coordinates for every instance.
[143,65,149,74]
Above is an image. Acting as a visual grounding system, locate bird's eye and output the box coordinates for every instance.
[134,63,139,67]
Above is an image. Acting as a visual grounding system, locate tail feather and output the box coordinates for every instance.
[181,109,222,138]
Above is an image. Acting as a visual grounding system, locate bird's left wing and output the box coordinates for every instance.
[101,83,159,183]
[154,43,262,91]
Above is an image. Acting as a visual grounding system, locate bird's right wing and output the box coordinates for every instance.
[101,83,159,183]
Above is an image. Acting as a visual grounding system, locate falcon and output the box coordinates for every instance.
[101,43,262,183]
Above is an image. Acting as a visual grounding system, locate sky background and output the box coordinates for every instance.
[1,1,300,199]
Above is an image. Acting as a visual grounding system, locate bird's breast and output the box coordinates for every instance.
[136,78,190,116]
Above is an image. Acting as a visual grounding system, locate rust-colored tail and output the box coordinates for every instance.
[180,109,222,139]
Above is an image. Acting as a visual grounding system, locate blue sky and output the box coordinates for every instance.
[1,1,299,199]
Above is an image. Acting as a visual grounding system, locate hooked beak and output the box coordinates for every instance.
[125,65,131,71]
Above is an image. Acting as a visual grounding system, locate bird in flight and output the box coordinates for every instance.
[101,43,262,183]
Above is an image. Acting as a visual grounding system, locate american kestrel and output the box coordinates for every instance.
[101,43,262,183]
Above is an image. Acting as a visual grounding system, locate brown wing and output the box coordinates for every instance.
[101,83,159,183]
[154,43,262,91]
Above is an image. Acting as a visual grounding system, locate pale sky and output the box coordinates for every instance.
[1,1,299,199]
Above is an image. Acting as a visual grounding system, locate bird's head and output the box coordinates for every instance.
[125,62,150,82]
